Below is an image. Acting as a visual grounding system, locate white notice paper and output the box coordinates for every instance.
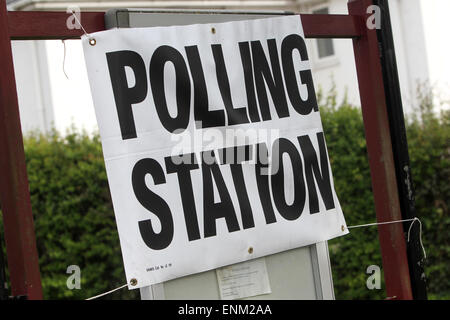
[216,258,271,300]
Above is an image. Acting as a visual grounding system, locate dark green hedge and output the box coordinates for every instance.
[320,91,450,300]
[403,98,450,300]
[0,93,448,299]
[1,131,138,300]
[319,96,384,300]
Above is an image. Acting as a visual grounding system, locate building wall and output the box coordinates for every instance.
[305,0,440,113]
[11,40,55,134]
[8,0,446,135]
[420,0,450,110]
[44,39,98,134]
[305,0,360,106]
[389,0,429,112]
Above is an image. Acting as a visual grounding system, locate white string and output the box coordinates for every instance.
[85,283,128,300]
[407,218,427,259]
[346,217,426,259]
[62,40,69,80]
[347,218,415,229]
[71,11,90,38]
[86,218,426,300]
[71,11,96,46]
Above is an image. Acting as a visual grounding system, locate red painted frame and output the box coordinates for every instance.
[0,0,413,300]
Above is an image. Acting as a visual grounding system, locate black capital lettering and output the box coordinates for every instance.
[132,158,174,250]
[298,132,335,213]
[239,42,260,122]
[219,145,255,229]
[251,39,289,121]
[201,150,240,237]
[271,138,306,220]
[165,154,201,241]
[255,143,277,224]
[150,46,191,133]
[281,34,318,115]
[185,45,225,129]
[106,50,148,140]
[212,44,250,126]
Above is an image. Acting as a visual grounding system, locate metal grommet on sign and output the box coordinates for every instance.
[248,247,253,254]
[70,11,95,46]
[211,27,216,34]
[341,225,345,232]
[130,278,138,286]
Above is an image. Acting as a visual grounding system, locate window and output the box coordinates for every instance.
[313,7,335,58]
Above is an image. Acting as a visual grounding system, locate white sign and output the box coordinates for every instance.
[82,15,348,289]
[216,258,271,300]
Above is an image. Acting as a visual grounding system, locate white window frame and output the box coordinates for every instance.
[309,4,339,70]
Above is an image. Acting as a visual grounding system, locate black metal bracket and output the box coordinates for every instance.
[374,0,428,300]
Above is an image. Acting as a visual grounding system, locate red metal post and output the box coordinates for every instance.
[348,0,413,299]
[0,0,43,299]
[6,11,360,40]
[8,11,106,40]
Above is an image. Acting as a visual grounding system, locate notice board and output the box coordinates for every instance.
[83,8,348,299]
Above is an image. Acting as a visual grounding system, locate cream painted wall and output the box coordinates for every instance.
[420,0,450,111]
[306,0,360,107]
[44,39,98,134]
[390,0,429,112]
[11,0,448,134]
[11,40,55,134]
